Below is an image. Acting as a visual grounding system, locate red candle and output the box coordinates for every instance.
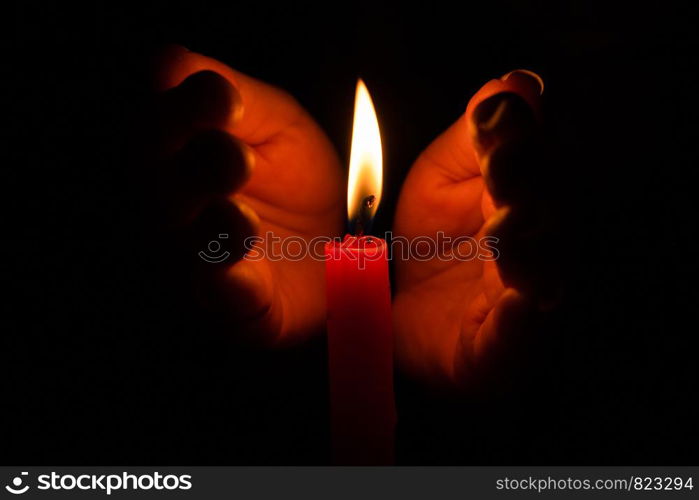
[324,80,395,464]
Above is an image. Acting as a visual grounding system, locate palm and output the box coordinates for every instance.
[228,104,343,344]
[393,143,506,386]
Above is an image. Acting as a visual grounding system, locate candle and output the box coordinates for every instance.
[324,80,395,464]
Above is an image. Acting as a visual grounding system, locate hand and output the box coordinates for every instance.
[152,47,343,345]
[393,70,559,389]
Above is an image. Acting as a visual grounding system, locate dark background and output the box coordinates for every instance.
[4,1,698,463]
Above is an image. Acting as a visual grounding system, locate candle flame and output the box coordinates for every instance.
[347,79,383,224]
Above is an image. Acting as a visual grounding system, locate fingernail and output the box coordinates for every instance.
[501,69,544,95]
[472,92,536,153]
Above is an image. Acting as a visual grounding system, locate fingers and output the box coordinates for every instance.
[155,45,312,145]
[456,288,537,393]
[485,206,561,305]
[471,75,563,308]
[189,197,259,268]
[477,288,532,361]
[158,130,253,227]
[395,70,546,242]
[156,70,242,154]
[151,67,260,305]
[416,70,544,181]
[472,92,543,206]
[151,57,256,252]
[202,259,280,346]
[154,45,341,216]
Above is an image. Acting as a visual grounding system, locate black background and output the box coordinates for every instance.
[4,1,698,463]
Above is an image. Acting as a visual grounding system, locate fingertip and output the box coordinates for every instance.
[229,196,261,237]
[482,205,511,237]
[175,70,243,130]
[486,203,562,308]
[483,207,523,290]
[481,189,497,219]
[471,92,537,157]
[182,130,253,193]
[500,69,544,96]
[491,288,538,346]
[191,197,258,265]
[466,70,543,128]
[238,141,256,177]
[498,287,531,315]
[482,137,541,204]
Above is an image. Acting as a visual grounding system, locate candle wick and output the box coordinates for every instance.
[364,195,376,209]
[354,195,376,236]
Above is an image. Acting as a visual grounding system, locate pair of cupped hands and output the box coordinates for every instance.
[153,46,556,389]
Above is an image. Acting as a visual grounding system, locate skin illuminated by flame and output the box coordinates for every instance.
[347,79,383,223]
